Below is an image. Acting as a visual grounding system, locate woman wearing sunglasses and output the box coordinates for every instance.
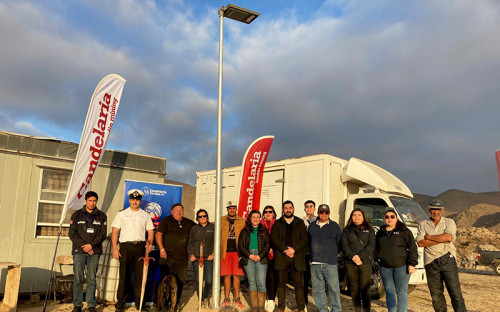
[260,205,277,312]
[238,210,271,312]
[375,208,418,312]
[341,208,375,312]
[187,209,215,308]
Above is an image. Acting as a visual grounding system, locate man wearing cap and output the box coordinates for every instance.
[271,200,308,312]
[416,199,466,312]
[220,201,246,308]
[156,203,195,309]
[307,204,342,312]
[69,191,107,312]
[302,200,317,308]
[111,189,155,312]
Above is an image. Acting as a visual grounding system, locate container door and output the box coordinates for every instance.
[260,169,284,211]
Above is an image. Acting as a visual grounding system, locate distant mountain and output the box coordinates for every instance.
[413,189,500,217]
[435,189,500,214]
[454,203,500,232]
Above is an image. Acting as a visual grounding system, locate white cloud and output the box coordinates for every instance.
[1,0,500,194]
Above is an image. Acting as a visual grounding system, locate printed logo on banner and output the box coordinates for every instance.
[124,180,182,229]
[145,202,162,221]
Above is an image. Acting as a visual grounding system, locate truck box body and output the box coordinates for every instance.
[196,154,352,223]
[196,153,428,286]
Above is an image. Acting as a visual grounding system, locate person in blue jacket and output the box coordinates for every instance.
[308,204,342,312]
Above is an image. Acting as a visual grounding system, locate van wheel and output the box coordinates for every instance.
[493,263,500,276]
[407,285,417,294]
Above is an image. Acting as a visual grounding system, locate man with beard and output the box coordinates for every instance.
[271,200,309,312]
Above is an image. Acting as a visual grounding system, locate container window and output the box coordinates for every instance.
[35,168,72,237]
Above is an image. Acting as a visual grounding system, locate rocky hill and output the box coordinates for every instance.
[454,203,500,232]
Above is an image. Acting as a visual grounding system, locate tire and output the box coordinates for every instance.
[493,262,500,276]
[407,285,417,294]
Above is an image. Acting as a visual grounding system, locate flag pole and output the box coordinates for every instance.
[42,78,96,312]
[42,74,125,311]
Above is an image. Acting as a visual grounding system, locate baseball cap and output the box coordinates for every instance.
[317,204,330,213]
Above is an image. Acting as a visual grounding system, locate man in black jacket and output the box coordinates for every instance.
[156,203,195,309]
[271,200,308,312]
[68,191,107,312]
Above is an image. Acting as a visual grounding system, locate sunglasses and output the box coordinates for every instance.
[319,211,329,214]
[197,215,208,219]
[384,215,396,219]
[264,211,273,214]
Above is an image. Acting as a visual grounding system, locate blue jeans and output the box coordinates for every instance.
[380,266,411,312]
[311,264,341,312]
[73,253,100,308]
[192,260,213,300]
[243,249,267,292]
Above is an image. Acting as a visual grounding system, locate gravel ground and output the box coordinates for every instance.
[16,270,499,312]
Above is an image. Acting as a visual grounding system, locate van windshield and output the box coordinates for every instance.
[390,197,428,226]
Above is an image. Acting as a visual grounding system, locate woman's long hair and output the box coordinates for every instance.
[246,210,262,232]
[345,208,372,231]
[384,209,409,232]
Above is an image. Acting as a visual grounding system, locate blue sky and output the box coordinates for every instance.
[1,0,500,196]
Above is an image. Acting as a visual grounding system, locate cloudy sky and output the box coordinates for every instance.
[1,0,499,196]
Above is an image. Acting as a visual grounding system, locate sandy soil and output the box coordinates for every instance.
[16,270,499,312]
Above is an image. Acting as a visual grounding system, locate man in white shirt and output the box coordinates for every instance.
[112,189,154,311]
[416,199,466,312]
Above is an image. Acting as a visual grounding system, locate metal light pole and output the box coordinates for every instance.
[212,4,259,308]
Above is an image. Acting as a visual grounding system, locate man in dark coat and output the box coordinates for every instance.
[271,200,309,312]
[156,203,195,309]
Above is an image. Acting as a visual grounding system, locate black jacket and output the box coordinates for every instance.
[157,215,195,261]
[341,224,376,265]
[238,224,270,266]
[187,223,215,258]
[271,216,309,271]
[375,225,418,268]
[68,207,107,255]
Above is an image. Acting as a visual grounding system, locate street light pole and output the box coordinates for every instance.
[213,7,225,309]
[212,4,260,308]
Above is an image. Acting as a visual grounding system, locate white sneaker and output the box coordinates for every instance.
[265,300,275,312]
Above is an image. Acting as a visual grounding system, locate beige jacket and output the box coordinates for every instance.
[220,215,246,259]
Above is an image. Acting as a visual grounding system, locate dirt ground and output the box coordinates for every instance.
[16,269,499,312]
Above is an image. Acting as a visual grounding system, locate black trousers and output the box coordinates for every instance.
[277,257,305,310]
[304,253,311,304]
[425,253,466,312]
[346,263,371,312]
[116,242,145,309]
[159,259,188,302]
[265,259,277,300]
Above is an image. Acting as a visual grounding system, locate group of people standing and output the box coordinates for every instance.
[69,189,467,312]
